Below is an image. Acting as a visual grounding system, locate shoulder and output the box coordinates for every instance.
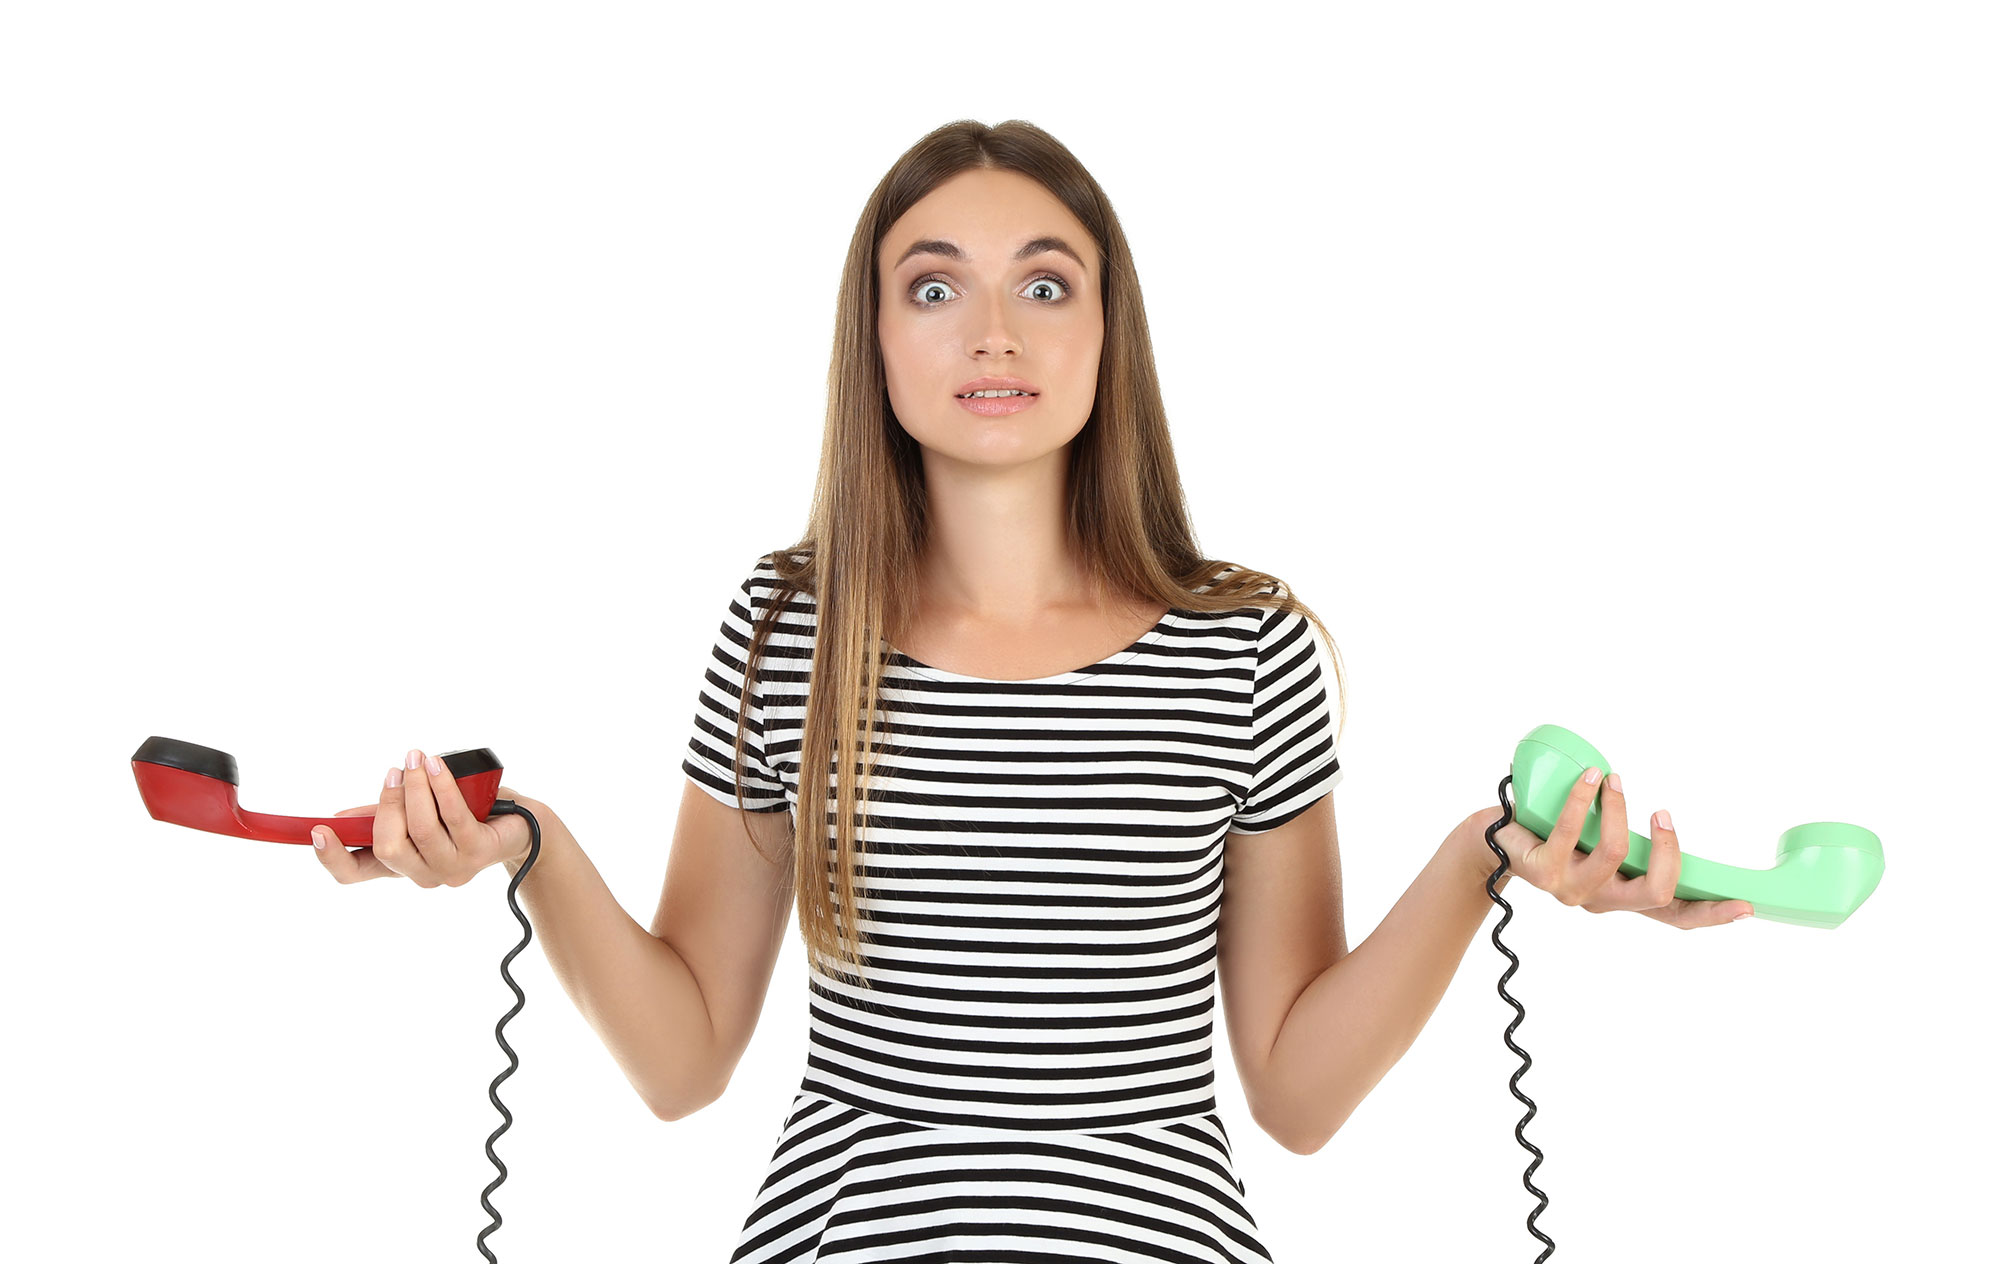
[1206,563,1296,633]
[740,550,814,601]
[737,551,819,646]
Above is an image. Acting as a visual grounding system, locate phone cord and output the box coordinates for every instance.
[1485,773,1556,1262]
[471,798,540,1264]
[465,788,1549,1264]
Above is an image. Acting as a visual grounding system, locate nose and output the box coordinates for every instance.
[966,296,1023,356]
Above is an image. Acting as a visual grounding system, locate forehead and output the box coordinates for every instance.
[881,170,1093,274]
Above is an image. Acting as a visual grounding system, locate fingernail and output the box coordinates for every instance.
[1655,808,1672,831]
[405,748,422,771]
[1583,766,1602,785]
[312,829,325,850]
[425,753,443,776]
[1607,772,1621,793]
[1733,910,1753,922]
[388,765,403,789]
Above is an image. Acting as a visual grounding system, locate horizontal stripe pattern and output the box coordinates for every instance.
[683,556,1342,1262]
[732,1089,1268,1263]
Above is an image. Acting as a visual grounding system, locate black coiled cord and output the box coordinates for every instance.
[465,785,1548,1263]
[473,799,540,1263]
[1483,774,1555,1262]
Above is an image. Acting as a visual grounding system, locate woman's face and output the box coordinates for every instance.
[877,168,1104,469]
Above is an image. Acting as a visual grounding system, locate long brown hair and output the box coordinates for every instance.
[719,118,1346,990]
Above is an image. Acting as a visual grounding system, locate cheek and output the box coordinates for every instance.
[875,319,911,395]
[875,309,897,367]
[876,320,938,430]
[1057,313,1104,364]
[1056,333,1105,396]
[877,312,932,382]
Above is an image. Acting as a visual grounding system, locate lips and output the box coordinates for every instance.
[955,375,1040,397]
[954,390,1040,416]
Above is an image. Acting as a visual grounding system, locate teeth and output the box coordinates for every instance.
[959,389,1029,398]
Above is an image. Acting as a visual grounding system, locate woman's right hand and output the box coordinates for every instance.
[310,747,535,886]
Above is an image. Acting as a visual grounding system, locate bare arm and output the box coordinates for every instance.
[502,798,721,1120]
[1256,815,1503,1152]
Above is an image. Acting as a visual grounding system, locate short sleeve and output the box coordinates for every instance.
[1229,603,1342,834]
[681,567,790,812]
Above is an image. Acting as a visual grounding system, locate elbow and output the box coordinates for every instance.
[652,1091,713,1123]
[652,1096,693,1123]
[650,1075,726,1123]
[1251,1096,1338,1156]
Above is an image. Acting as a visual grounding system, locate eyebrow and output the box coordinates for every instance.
[892,235,1089,274]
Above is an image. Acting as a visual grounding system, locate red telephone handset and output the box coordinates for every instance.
[130,735,505,845]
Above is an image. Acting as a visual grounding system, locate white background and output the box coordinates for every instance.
[5,2,1991,1261]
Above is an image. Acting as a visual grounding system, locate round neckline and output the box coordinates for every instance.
[889,608,1179,685]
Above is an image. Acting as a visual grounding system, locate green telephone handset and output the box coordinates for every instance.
[1487,726,1885,1261]
[1507,724,1883,928]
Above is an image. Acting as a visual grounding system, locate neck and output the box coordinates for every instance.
[915,444,1095,620]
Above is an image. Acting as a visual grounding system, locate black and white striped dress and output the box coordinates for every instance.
[682,556,1343,1263]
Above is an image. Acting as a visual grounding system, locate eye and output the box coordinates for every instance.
[908,271,1072,309]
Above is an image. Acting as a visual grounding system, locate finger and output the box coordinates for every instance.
[1549,767,1603,857]
[1579,771,1632,895]
[374,758,441,885]
[1492,818,1549,872]
[309,824,400,883]
[430,753,477,832]
[1643,898,1751,930]
[319,803,377,862]
[1643,807,1683,909]
[399,748,459,878]
[1473,812,1521,874]
[427,750,491,875]
[1540,767,1604,904]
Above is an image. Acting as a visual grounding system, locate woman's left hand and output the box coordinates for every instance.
[1462,768,1754,930]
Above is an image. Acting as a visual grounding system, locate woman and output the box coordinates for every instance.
[686,120,1351,1263]
[322,118,1750,1262]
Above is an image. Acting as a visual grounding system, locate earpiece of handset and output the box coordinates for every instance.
[130,736,505,846]
[1508,725,1883,928]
